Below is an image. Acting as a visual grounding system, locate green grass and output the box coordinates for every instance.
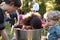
[0,22,14,40]
[6,22,14,40]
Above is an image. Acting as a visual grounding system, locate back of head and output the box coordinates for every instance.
[23,12,42,29]
[30,16,42,29]
[4,0,21,7]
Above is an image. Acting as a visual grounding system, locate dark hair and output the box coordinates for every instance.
[22,13,43,29]
[22,16,32,26]
[4,0,21,7]
[30,16,43,29]
[0,0,2,4]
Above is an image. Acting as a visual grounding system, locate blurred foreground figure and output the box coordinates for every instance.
[0,0,21,40]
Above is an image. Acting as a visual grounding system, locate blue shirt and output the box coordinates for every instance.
[48,24,60,40]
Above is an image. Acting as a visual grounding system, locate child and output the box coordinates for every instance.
[46,10,60,40]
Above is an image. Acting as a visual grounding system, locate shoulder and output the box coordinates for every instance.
[55,25,60,30]
[54,24,60,29]
[54,25,60,37]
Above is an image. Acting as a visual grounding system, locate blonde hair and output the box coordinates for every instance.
[46,10,60,21]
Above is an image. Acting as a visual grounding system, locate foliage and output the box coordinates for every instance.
[54,0,60,11]
[39,2,46,16]
[55,0,60,4]
[21,0,60,16]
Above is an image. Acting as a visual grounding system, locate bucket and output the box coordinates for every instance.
[14,28,42,40]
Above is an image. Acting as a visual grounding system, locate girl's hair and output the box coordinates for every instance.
[22,12,42,29]
[30,16,42,29]
[23,12,41,25]
[22,14,32,26]
[4,0,21,7]
[46,10,60,21]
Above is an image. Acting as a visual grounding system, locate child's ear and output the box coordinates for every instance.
[9,2,14,6]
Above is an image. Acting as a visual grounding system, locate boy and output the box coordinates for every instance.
[0,0,21,40]
[46,11,60,40]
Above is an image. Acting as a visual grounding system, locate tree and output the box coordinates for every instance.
[54,0,60,11]
[21,0,60,15]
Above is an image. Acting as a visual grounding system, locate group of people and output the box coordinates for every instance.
[11,11,60,40]
[0,0,60,40]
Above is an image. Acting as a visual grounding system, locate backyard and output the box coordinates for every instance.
[0,0,60,40]
[0,22,14,40]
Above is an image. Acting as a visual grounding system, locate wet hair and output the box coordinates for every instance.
[22,12,43,29]
[30,16,42,29]
[4,0,21,7]
[22,16,32,26]
[23,12,41,26]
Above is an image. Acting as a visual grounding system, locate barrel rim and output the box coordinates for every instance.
[14,28,42,31]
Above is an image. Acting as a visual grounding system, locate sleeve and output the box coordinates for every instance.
[48,27,58,40]
[0,8,4,23]
[48,36,57,40]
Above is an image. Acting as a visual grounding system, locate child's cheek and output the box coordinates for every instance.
[46,22,52,26]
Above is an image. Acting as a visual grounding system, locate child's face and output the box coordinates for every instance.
[46,19,56,26]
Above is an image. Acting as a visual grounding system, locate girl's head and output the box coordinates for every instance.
[30,16,42,29]
[22,12,42,29]
[46,10,60,26]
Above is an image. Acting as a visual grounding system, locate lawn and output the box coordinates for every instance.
[0,22,14,40]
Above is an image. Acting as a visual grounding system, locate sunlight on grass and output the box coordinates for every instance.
[5,22,14,40]
[0,36,2,40]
